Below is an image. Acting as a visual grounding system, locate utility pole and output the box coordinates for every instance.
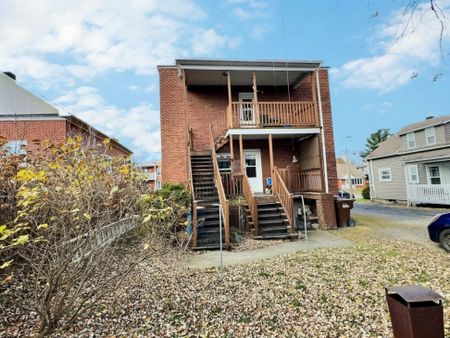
[345,148,353,199]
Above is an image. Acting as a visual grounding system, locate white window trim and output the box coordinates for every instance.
[425,127,436,145]
[426,165,441,185]
[406,164,419,184]
[379,168,392,182]
[406,132,416,149]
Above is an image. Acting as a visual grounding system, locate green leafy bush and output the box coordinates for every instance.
[362,184,370,199]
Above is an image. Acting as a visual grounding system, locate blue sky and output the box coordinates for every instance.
[1,0,449,164]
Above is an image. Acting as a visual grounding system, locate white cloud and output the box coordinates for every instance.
[191,28,240,55]
[0,0,237,87]
[334,1,450,92]
[55,87,161,159]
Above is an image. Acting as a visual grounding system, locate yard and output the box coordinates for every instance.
[4,212,448,337]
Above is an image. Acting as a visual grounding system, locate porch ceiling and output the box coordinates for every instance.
[226,128,320,140]
[177,59,321,87]
[183,69,309,87]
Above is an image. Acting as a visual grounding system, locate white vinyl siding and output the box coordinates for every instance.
[379,168,392,182]
[370,156,407,201]
[406,132,416,149]
[425,127,436,145]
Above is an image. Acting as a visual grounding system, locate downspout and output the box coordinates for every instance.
[315,68,329,194]
[369,159,376,201]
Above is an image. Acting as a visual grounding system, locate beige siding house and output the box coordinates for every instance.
[367,115,450,205]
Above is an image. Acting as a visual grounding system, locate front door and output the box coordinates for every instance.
[244,149,263,193]
[239,92,255,126]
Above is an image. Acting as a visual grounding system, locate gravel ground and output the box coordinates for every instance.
[3,239,448,337]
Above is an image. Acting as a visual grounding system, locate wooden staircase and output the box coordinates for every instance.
[246,200,293,239]
[191,154,224,249]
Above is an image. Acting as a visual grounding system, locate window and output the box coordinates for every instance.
[379,168,392,182]
[425,127,436,145]
[406,132,416,149]
[351,178,363,185]
[407,165,419,184]
[3,140,27,155]
[428,166,441,185]
[217,153,231,172]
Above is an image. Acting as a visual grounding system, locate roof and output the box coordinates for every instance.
[403,147,450,163]
[367,115,450,160]
[398,115,450,135]
[366,134,401,160]
[336,158,366,179]
[174,59,323,70]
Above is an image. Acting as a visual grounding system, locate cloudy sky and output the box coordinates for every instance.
[1,0,449,163]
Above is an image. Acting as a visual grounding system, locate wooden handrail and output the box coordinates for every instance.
[273,167,295,234]
[186,127,197,247]
[290,168,323,192]
[221,172,243,197]
[231,101,318,128]
[241,172,258,235]
[209,125,230,245]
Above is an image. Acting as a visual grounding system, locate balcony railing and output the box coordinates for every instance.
[278,167,323,193]
[230,101,318,128]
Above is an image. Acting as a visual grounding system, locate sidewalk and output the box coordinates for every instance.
[179,230,353,269]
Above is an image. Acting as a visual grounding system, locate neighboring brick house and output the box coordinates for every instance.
[336,157,368,194]
[0,72,131,157]
[140,161,162,190]
[367,115,450,206]
[159,59,338,248]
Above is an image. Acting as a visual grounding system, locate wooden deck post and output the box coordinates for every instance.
[230,134,234,161]
[227,70,232,128]
[311,71,319,126]
[252,71,259,126]
[268,133,274,174]
[239,134,244,173]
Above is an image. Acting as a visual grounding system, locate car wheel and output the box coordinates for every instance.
[439,229,450,252]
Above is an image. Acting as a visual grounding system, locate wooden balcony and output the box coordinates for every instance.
[229,101,318,129]
[278,167,324,193]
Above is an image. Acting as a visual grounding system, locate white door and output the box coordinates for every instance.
[244,149,263,193]
[239,92,255,126]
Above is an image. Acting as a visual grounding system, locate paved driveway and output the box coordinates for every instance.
[350,202,448,249]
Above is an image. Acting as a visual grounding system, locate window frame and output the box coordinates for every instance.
[378,168,392,182]
[427,165,441,185]
[406,132,416,149]
[425,127,436,145]
[406,164,419,184]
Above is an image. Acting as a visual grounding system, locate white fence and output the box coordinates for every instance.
[407,184,450,205]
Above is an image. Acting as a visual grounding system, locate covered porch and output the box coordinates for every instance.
[405,156,450,205]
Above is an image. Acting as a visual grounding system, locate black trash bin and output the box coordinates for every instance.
[334,198,354,227]
[385,285,444,338]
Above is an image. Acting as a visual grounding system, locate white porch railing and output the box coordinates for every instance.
[407,184,450,205]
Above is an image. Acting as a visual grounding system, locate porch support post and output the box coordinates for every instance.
[230,134,234,161]
[227,70,232,128]
[239,134,244,173]
[268,133,274,176]
[252,71,260,126]
[311,71,319,125]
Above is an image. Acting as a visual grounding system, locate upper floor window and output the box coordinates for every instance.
[425,127,436,145]
[428,166,441,185]
[379,168,392,182]
[406,132,416,149]
[3,140,27,156]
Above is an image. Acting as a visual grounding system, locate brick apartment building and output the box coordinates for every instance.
[139,161,162,190]
[159,59,338,248]
[0,72,131,157]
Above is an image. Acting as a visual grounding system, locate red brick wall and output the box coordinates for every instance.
[318,69,338,195]
[0,119,67,154]
[159,68,189,185]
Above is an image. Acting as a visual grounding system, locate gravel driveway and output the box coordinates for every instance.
[350,202,449,249]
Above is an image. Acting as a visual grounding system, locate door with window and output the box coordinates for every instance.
[239,92,255,126]
[244,149,263,193]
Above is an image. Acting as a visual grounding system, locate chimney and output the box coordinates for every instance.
[425,116,434,120]
[3,72,16,80]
